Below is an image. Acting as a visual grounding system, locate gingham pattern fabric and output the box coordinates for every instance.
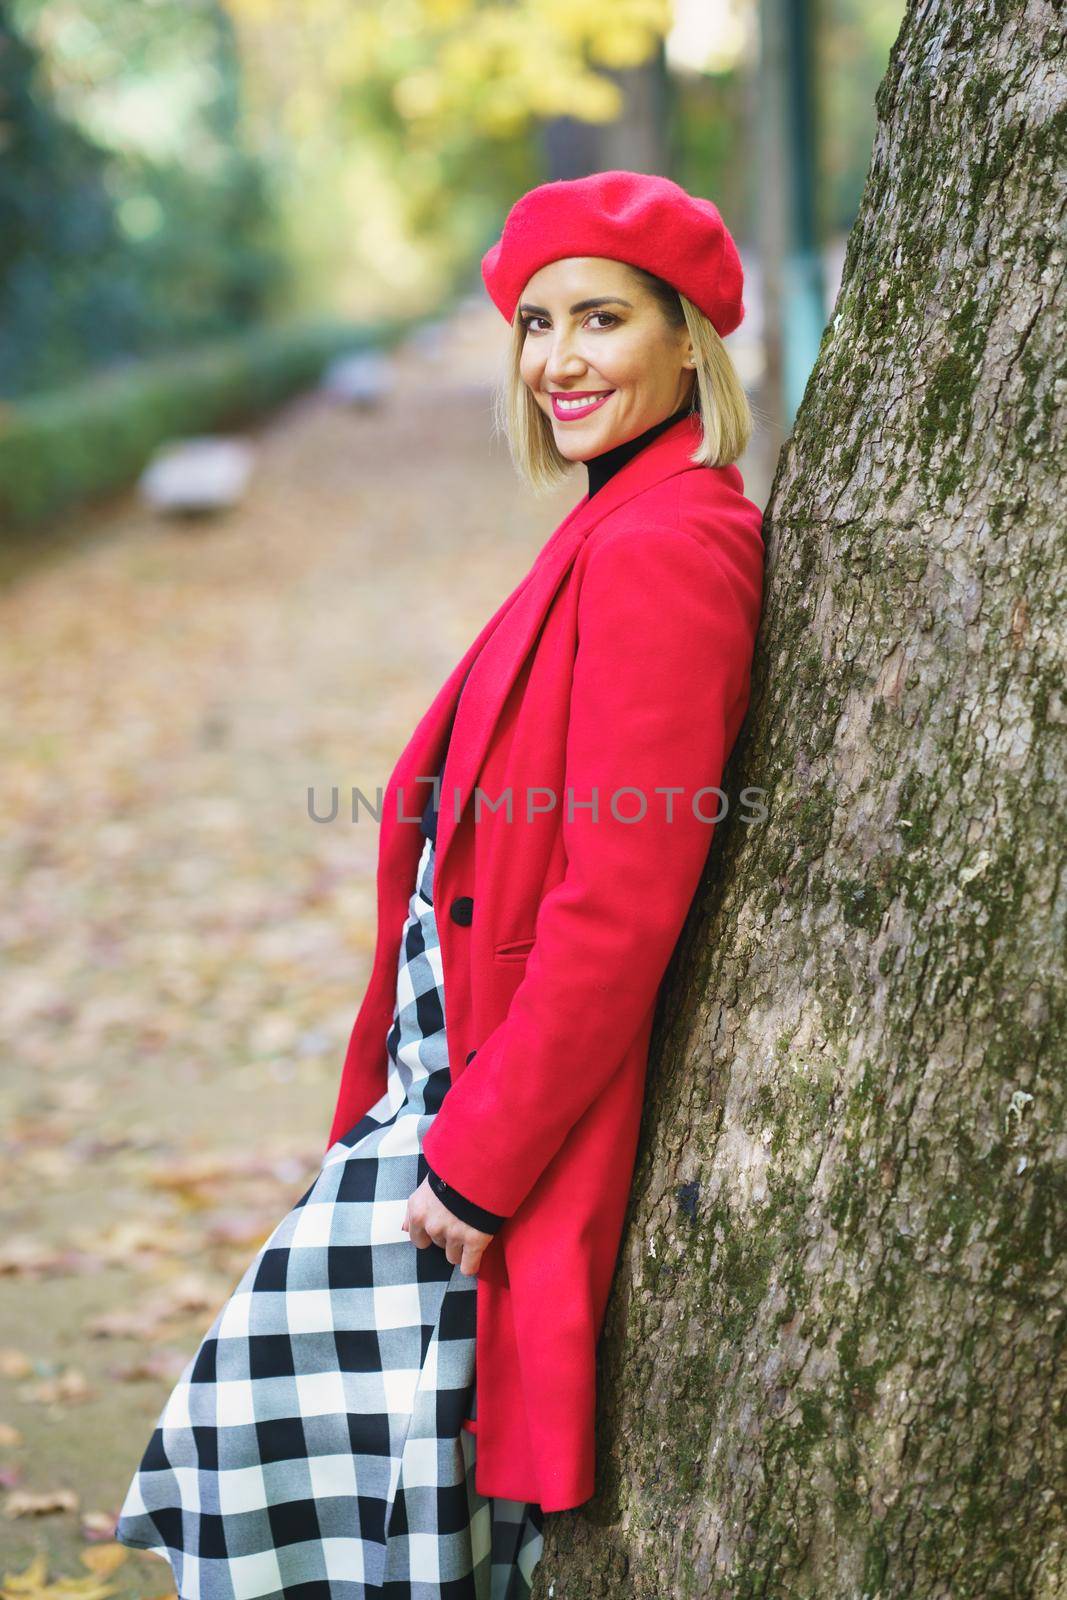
[114,833,544,1599]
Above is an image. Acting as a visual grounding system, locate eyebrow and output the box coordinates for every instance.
[517,296,634,316]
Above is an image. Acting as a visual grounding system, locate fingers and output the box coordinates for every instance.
[408,1218,433,1249]
[460,1240,483,1277]
[405,1214,484,1275]
[444,1235,482,1274]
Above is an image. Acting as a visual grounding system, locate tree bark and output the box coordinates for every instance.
[533,2,1065,1594]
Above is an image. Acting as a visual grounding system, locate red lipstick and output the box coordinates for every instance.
[549,390,615,422]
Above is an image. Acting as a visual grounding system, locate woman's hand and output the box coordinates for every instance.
[402,1175,493,1276]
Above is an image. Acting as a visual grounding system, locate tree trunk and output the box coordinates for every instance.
[533,2,1065,1595]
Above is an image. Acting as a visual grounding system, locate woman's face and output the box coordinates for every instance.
[517,256,695,461]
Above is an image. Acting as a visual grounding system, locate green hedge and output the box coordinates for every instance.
[0,311,434,533]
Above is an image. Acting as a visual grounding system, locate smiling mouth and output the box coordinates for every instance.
[549,390,615,420]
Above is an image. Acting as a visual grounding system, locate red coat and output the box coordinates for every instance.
[326,411,764,1512]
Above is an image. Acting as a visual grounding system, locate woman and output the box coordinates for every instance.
[114,169,764,1598]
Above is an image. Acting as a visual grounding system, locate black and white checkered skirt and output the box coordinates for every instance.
[114,833,544,1598]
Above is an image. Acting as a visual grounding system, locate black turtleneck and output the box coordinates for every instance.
[584,400,694,499]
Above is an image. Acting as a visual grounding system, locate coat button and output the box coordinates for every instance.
[449,895,474,926]
[466,1048,477,1064]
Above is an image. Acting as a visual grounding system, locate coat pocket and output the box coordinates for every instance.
[494,935,536,963]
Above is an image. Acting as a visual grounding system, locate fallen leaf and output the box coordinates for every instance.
[17,1371,93,1407]
[0,1240,68,1278]
[108,1350,189,1383]
[3,1486,80,1518]
[77,1547,126,1577]
[0,1551,49,1590]
[0,1555,120,1600]
[79,1511,122,1541]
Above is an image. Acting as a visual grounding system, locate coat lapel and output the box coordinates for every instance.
[390,411,711,886]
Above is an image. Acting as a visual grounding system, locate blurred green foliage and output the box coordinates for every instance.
[822,0,905,234]
[0,0,904,435]
[221,0,903,323]
[218,0,677,324]
[0,310,434,529]
[0,0,288,399]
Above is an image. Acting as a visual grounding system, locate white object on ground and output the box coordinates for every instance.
[319,350,393,406]
[139,437,255,514]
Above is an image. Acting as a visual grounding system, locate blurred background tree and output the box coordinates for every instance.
[1,0,285,398]
[219,0,678,318]
[1,0,904,409]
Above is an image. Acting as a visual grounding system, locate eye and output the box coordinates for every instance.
[519,311,620,333]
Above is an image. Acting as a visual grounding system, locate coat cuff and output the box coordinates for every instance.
[424,1160,508,1233]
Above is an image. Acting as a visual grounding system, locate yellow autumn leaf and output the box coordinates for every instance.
[73,1580,119,1594]
[422,0,474,21]
[77,1548,127,1578]
[0,1552,49,1593]
[0,1571,120,1600]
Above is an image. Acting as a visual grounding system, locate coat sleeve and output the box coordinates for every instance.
[423,1160,507,1233]
[419,522,755,1220]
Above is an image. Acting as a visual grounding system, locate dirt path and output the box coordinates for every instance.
[0,298,770,1592]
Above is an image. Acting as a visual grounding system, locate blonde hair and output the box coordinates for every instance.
[490,263,753,495]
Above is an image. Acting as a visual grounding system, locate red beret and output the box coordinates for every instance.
[481,169,745,338]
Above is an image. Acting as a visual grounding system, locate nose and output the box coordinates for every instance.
[543,328,586,386]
